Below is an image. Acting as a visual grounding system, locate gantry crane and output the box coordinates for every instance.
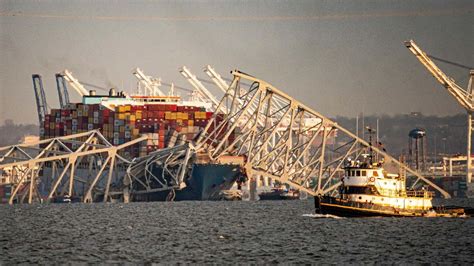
[203,65,229,93]
[60,69,90,96]
[32,74,48,124]
[179,66,226,113]
[405,40,474,192]
[132,68,165,96]
[55,73,70,108]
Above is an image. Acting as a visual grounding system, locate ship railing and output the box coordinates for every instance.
[377,188,434,198]
[405,190,434,198]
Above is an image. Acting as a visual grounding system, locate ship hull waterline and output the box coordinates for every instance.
[314,196,469,218]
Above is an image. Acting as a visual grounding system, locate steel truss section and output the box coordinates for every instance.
[0,130,146,204]
[126,143,194,196]
[196,70,451,198]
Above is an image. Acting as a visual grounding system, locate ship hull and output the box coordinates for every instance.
[133,163,244,201]
[315,197,411,217]
[314,196,468,217]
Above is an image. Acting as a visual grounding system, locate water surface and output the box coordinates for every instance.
[1,199,473,264]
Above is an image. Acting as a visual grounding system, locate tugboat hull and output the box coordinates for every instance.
[314,196,468,218]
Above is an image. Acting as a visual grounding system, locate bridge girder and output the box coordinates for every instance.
[0,130,146,204]
[195,70,451,198]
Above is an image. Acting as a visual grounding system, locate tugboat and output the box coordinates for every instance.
[314,128,472,217]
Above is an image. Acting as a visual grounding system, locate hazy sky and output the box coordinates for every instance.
[1,0,473,124]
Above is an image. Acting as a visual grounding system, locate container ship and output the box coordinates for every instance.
[41,90,212,156]
[37,82,244,201]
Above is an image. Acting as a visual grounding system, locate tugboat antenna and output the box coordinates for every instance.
[366,126,376,165]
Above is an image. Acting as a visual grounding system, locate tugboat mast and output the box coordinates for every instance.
[366,126,376,165]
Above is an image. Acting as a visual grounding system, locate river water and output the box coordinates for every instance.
[1,199,473,264]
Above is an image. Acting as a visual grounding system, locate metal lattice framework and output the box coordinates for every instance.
[127,143,194,196]
[0,130,146,204]
[195,70,451,198]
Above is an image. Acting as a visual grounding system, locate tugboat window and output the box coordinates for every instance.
[361,170,367,176]
[356,170,361,176]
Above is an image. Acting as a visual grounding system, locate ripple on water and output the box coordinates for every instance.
[0,199,473,264]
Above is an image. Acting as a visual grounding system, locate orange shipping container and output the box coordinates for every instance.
[136,111,142,119]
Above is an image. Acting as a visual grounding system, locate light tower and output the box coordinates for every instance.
[405,40,474,196]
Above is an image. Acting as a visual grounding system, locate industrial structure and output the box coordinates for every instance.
[190,70,449,198]
[408,128,427,171]
[0,130,145,203]
[0,57,457,203]
[405,40,474,197]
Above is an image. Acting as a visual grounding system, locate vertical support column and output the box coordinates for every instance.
[28,167,36,204]
[466,71,474,197]
[68,156,77,197]
[249,177,258,201]
[449,159,453,177]
[467,112,472,184]
[103,150,117,202]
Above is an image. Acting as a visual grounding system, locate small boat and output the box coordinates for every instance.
[51,194,81,203]
[258,186,307,201]
[314,158,472,218]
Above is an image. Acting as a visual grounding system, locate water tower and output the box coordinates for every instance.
[408,128,427,171]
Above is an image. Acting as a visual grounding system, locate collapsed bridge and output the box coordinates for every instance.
[0,70,451,204]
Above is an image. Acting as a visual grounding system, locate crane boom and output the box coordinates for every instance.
[132,68,165,96]
[405,40,472,111]
[203,65,229,93]
[32,74,48,124]
[60,70,89,96]
[179,66,226,113]
[55,74,70,108]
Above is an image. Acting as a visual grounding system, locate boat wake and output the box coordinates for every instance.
[302,213,344,219]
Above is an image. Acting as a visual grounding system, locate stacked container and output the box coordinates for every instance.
[40,102,215,158]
